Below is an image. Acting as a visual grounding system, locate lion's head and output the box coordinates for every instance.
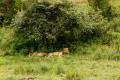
[63,48,69,54]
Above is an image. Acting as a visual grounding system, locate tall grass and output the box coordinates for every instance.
[0,27,13,56]
[1,56,120,80]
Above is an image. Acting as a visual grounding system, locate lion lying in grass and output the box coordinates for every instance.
[29,48,69,57]
[48,48,69,57]
[29,52,48,57]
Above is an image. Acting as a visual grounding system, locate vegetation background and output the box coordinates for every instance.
[0,0,120,80]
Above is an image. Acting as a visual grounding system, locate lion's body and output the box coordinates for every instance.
[29,48,69,57]
[30,52,48,57]
[48,52,63,57]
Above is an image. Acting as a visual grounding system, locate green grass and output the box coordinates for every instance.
[0,1,120,80]
[0,55,120,80]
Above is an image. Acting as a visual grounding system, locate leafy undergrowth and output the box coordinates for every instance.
[0,56,120,80]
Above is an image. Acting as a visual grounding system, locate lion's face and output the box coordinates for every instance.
[63,48,69,54]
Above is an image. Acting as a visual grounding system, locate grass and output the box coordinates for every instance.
[0,55,120,80]
[0,0,120,80]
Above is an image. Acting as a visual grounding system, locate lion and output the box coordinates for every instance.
[29,48,69,57]
[29,52,48,57]
[48,48,69,57]
[48,52,63,57]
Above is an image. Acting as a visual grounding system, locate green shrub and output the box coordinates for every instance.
[0,0,17,26]
[15,0,24,11]
[0,0,29,26]
[12,1,108,54]
[88,0,113,19]
[110,0,120,17]
[77,10,108,42]
[109,17,120,32]
[13,1,77,52]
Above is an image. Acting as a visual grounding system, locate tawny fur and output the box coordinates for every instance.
[48,48,69,57]
[29,48,69,57]
[63,48,69,54]
[30,52,48,57]
[48,52,63,57]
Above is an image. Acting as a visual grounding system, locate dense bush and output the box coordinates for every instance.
[0,0,28,26]
[13,1,77,52]
[88,0,113,19]
[77,10,108,42]
[0,0,17,26]
[12,1,108,53]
